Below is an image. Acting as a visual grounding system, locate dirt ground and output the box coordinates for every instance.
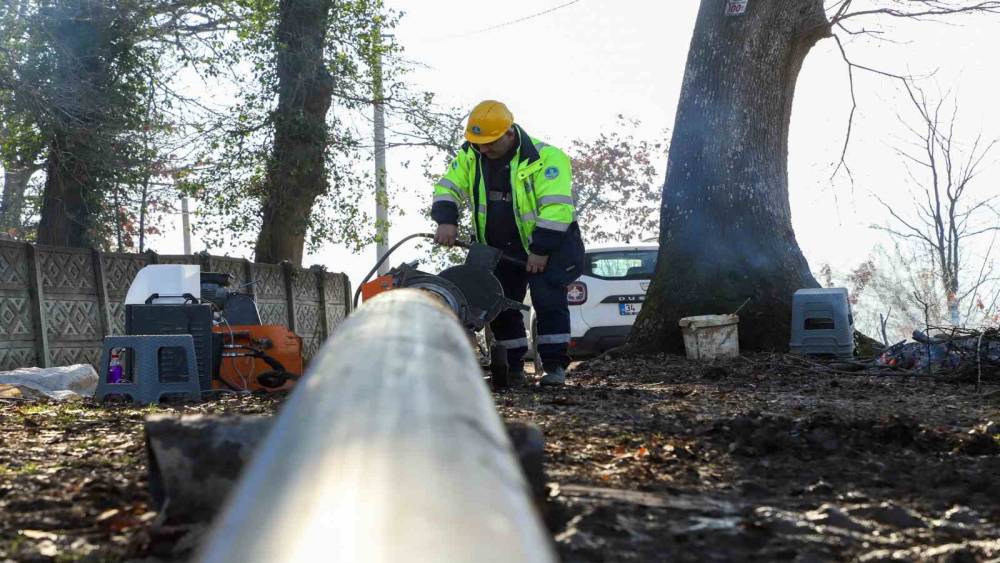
[1,354,998,562]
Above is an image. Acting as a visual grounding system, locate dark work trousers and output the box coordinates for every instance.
[489,225,585,372]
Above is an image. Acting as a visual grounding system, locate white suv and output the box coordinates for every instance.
[526,244,658,359]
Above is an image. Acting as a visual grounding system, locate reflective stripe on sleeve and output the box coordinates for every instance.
[535,219,571,232]
[537,195,575,206]
[435,179,465,201]
[437,178,459,191]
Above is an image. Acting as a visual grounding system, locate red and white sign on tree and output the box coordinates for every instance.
[725,0,748,16]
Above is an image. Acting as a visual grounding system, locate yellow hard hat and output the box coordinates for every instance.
[465,100,513,144]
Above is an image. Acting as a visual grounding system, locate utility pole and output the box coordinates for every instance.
[181,196,192,255]
[373,22,389,275]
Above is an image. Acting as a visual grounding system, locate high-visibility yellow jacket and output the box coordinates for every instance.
[430,124,575,255]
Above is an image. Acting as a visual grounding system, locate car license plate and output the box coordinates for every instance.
[619,303,641,316]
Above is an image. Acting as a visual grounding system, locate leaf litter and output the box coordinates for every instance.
[1,354,997,561]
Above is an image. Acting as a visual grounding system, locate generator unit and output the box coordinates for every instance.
[117,264,301,394]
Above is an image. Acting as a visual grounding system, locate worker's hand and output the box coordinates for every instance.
[526,253,549,274]
[434,224,458,247]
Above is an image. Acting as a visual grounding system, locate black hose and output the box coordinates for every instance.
[352,233,436,309]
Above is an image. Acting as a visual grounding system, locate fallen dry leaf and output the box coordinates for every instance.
[20,529,58,541]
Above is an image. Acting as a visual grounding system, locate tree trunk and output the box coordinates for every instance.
[37,131,98,247]
[630,0,830,353]
[35,1,121,249]
[254,0,334,265]
[0,164,34,236]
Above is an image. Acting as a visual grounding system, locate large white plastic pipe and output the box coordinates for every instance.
[197,289,555,563]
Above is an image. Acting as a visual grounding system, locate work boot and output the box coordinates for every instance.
[539,366,566,387]
[509,369,527,387]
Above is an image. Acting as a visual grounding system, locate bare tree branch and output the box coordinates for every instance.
[834,0,1000,23]
[827,0,1000,182]
[875,82,1000,326]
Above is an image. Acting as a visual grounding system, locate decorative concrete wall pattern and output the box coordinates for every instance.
[0,243,351,370]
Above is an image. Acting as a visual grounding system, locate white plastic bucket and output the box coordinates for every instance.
[678,314,740,360]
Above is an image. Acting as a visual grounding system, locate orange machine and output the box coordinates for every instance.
[360,274,395,302]
[352,234,530,390]
[212,325,303,392]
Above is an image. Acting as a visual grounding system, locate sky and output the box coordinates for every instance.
[146,1,1000,303]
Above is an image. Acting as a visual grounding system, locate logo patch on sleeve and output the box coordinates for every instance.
[544,166,560,180]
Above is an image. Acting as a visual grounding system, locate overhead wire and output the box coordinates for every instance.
[430,0,583,41]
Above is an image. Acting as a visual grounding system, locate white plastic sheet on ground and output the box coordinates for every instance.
[0,364,98,400]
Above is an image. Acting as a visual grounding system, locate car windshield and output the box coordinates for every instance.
[585,250,658,280]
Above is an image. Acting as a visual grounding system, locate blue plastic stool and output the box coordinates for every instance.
[96,335,202,404]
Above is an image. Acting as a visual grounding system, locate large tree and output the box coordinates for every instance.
[189,0,462,265]
[33,1,148,247]
[630,0,828,352]
[1,0,237,248]
[630,0,1000,353]
[253,0,335,264]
